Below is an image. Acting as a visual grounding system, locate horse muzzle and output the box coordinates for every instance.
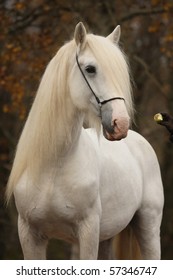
[101,101,130,141]
[102,117,129,141]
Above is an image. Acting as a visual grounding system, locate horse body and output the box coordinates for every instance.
[7,23,164,259]
[14,128,163,259]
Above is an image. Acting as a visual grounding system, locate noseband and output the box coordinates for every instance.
[76,53,125,116]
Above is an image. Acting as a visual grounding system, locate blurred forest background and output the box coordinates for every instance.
[0,0,173,260]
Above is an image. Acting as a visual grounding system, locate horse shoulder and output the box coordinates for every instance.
[125,130,160,165]
[125,130,164,210]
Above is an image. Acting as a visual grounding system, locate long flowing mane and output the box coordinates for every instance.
[6,34,133,202]
[6,40,76,202]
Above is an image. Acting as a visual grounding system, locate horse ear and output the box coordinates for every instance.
[74,22,87,48]
[107,25,121,44]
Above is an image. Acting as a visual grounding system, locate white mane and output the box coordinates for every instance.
[6,41,76,201]
[6,34,133,202]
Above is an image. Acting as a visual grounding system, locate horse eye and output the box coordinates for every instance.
[85,65,96,74]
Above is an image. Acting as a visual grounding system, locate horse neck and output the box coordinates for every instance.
[56,103,84,157]
[7,92,84,193]
[35,100,84,175]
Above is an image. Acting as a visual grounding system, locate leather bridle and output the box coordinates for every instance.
[76,53,125,116]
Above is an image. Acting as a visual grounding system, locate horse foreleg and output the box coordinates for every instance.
[132,210,162,260]
[18,215,48,260]
[98,238,114,259]
[78,214,100,260]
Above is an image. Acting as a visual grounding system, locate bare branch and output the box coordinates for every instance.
[133,55,167,97]
[119,7,169,23]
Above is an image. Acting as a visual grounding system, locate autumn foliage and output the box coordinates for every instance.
[0,0,173,259]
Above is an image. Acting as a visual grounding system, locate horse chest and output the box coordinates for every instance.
[15,165,100,241]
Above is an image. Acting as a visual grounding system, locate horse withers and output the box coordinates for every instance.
[6,22,164,260]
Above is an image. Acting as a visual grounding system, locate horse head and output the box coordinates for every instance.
[69,22,133,141]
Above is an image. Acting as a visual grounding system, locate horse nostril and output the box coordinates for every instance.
[114,119,118,127]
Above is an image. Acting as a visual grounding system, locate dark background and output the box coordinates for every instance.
[0,0,173,259]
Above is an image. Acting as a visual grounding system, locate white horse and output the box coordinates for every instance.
[6,22,164,260]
